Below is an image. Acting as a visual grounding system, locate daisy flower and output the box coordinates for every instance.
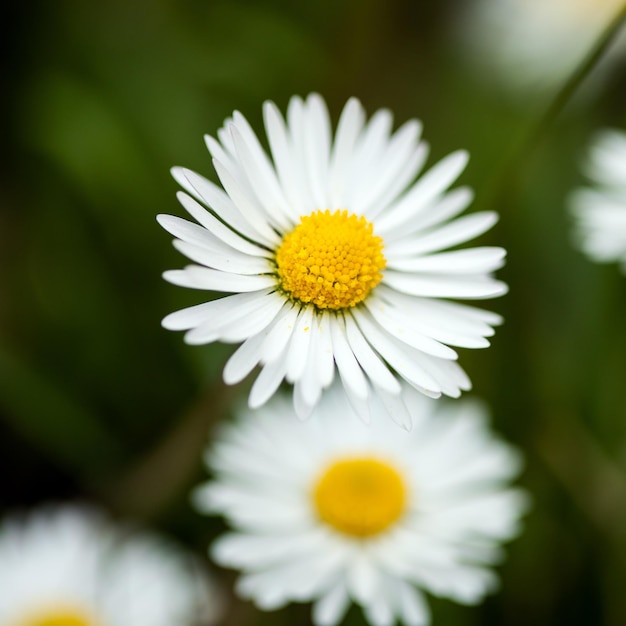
[158,94,507,425]
[569,128,626,272]
[0,504,220,626]
[193,385,528,626]
[455,0,626,95]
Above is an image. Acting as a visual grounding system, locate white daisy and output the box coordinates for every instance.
[158,94,507,426]
[0,504,220,626]
[456,0,626,94]
[193,385,528,626]
[569,128,626,272]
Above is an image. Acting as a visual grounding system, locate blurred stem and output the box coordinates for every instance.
[526,4,626,151]
[99,378,235,521]
[484,5,626,210]
[536,410,626,626]
[535,410,626,546]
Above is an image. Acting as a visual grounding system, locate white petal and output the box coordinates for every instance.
[205,485,308,531]
[172,239,270,275]
[176,168,266,244]
[417,564,497,604]
[249,355,288,409]
[364,296,458,360]
[389,247,506,274]
[340,378,372,425]
[351,309,441,395]
[218,295,286,343]
[364,142,430,220]
[285,306,315,383]
[345,109,394,205]
[296,319,324,407]
[384,271,508,299]
[216,119,237,155]
[405,351,471,398]
[376,150,469,235]
[386,186,474,244]
[347,551,380,604]
[304,93,332,208]
[174,189,269,257]
[293,378,318,421]
[392,211,498,257]
[171,165,204,203]
[376,285,500,348]
[213,158,281,245]
[163,266,275,292]
[375,387,412,431]
[223,333,267,385]
[330,316,368,400]
[329,97,366,207]
[397,581,430,626]
[585,129,626,187]
[233,537,348,601]
[287,95,315,214]
[260,303,300,363]
[157,214,224,250]
[229,120,293,231]
[363,583,395,626]
[344,314,402,394]
[263,100,307,217]
[212,528,331,570]
[352,119,422,216]
[205,132,237,170]
[162,290,273,331]
[314,312,335,388]
[295,372,322,416]
[312,581,351,626]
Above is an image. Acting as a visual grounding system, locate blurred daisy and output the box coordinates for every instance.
[569,128,626,272]
[158,94,506,425]
[193,386,528,626]
[0,504,220,626]
[456,0,626,95]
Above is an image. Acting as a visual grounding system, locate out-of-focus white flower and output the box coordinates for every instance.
[0,504,221,626]
[455,0,626,95]
[194,385,528,626]
[158,94,507,426]
[569,128,626,272]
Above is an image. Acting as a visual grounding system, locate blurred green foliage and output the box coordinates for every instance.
[2,1,626,625]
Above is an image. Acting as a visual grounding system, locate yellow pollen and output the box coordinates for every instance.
[14,606,99,626]
[313,456,407,537]
[276,210,386,310]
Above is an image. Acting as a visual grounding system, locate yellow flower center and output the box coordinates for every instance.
[275,210,386,310]
[14,607,100,626]
[313,456,407,537]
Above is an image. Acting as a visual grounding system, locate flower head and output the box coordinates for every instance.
[0,505,220,626]
[158,94,507,425]
[194,386,528,626]
[569,128,626,273]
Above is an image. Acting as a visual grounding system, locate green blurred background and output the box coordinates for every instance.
[2,1,626,625]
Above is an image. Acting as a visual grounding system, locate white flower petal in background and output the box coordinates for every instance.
[0,504,221,626]
[569,128,626,272]
[159,94,507,426]
[193,385,529,626]
[454,0,626,95]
